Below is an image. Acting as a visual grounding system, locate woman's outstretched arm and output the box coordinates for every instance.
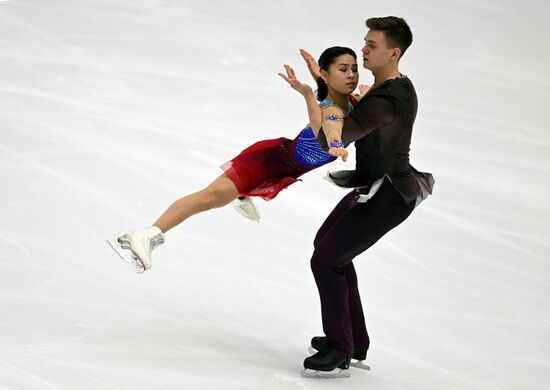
[320,105,348,162]
[278,64,322,134]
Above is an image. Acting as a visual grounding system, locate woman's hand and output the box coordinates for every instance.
[278,64,313,97]
[328,136,348,162]
[299,49,321,81]
[328,144,348,162]
[353,84,371,101]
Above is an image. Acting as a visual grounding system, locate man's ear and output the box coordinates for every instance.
[390,47,401,62]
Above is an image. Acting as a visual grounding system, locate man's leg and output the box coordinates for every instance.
[313,190,356,248]
[343,262,370,352]
[311,180,414,356]
[313,191,369,351]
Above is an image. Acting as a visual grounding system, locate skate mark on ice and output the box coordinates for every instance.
[0,236,61,296]
[301,368,350,379]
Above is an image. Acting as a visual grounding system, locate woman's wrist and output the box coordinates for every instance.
[302,86,314,98]
[329,140,345,148]
[325,130,341,142]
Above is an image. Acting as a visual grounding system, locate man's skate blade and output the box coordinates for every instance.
[105,239,145,273]
[301,369,350,379]
[350,360,370,370]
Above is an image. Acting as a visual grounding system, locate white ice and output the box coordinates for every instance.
[1,1,549,389]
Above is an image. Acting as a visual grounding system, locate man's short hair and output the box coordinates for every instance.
[366,16,413,58]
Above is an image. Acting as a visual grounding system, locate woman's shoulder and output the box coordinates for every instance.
[318,99,337,108]
[318,99,353,115]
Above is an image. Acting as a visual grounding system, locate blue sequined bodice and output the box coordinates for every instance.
[293,126,335,167]
[292,99,352,167]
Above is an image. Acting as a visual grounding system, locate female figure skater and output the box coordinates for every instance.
[109,46,365,273]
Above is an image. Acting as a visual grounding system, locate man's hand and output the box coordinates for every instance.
[299,49,321,81]
[278,64,313,97]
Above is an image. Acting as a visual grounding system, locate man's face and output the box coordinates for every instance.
[361,30,395,72]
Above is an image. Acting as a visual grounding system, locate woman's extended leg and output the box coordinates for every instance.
[153,173,240,233]
[114,173,240,272]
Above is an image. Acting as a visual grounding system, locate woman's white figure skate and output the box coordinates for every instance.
[106,226,165,273]
[231,196,261,222]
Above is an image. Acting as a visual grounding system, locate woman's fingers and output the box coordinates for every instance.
[282,64,297,80]
[359,84,371,95]
[300,48,320,79]
[278,72,291,84]
[280,63,312,96]
[279,66,292,82]
[299,49,313,62]
[279,65,295,84]
[286,65,296,79]
[328,147,348,161]
[279,65,308,95]
[300,49,316,66]
[284,64,292,77]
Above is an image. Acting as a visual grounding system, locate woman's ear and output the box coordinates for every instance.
[320,69,328,83]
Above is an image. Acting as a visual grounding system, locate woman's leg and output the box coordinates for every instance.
[153,173,240,233]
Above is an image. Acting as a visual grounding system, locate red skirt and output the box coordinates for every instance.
[220,137,316,201]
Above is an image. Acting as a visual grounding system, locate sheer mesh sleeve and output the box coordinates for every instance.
[317,96,396,150]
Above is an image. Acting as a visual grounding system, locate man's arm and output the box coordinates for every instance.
[317,95,395,150]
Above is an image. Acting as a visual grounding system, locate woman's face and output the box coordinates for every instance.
[323,54,359,96]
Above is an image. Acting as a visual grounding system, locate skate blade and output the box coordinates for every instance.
[350,360,370,371]
[231,200,261,222]
[307,347,370,371]
[106,239,145,273]
[233,210,260,222]
[301,368,350,379]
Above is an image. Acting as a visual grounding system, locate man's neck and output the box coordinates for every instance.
[372,66,401,87]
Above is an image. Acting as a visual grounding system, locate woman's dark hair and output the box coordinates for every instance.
[365,16,413,59]
[315,46,357,101]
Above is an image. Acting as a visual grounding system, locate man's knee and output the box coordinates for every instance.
[313,230,323,248]
[310,249,345,275]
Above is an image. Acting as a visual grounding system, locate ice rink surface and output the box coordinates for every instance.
[1,0,549,389]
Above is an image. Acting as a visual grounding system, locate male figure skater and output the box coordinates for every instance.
[302,16,434,376]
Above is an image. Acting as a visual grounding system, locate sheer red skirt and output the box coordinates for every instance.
[220,137,316,201]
